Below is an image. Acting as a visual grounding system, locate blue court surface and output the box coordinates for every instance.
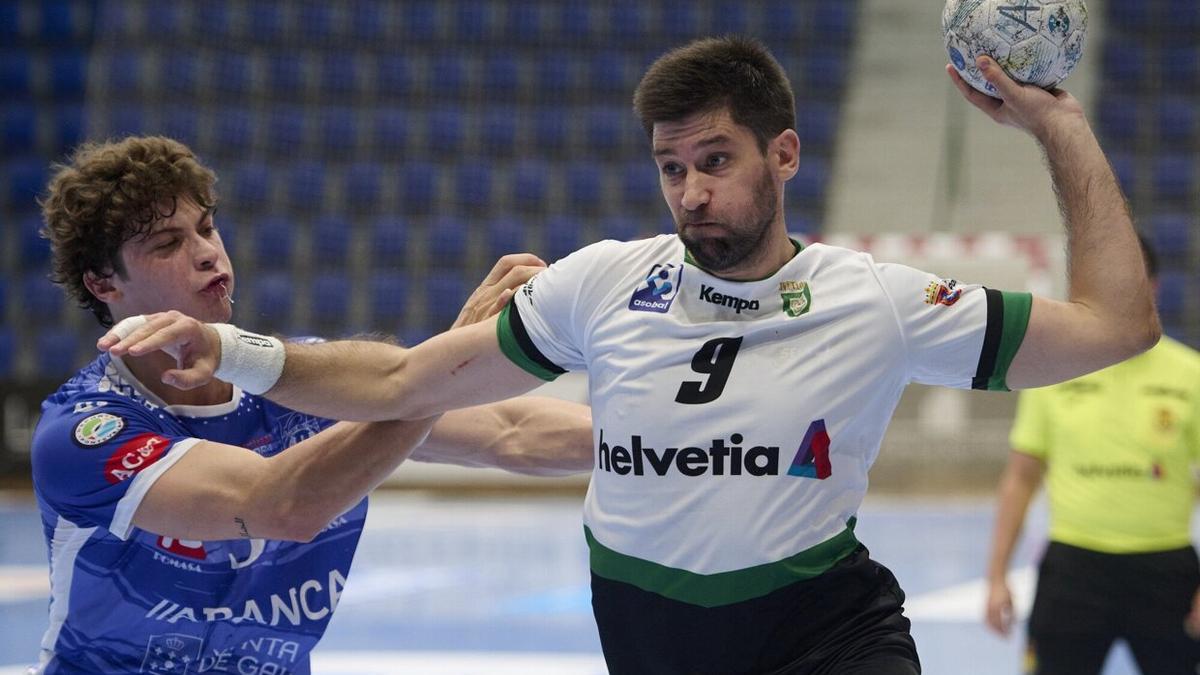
[0,492,1156,674]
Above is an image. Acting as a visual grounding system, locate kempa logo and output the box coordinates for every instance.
[596,421,831,479]
[699,285,759,314]
[238,333,275,348]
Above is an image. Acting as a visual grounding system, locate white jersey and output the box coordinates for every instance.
[499,234,1030,608]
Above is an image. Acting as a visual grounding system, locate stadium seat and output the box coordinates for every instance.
[565,164,603,213]
[22,272,62,325]
[157,104,198,146]
[343,162,383,213]
[542,217,583,263]
[311,217,352,268]
[40,0,82,42]
[397,323,432,348]
[321,53,358,99]
[0,49,31,98]
[660,2,699,42]
[268,52,306,99]
[1152,155,1195,203]
[0,3,19,43]
[19,213,49,268]
[37,329,80,379]
[425,272,467,329]
[483,53,520,100]
[1096,97,1140,147]
[710,1,749,35]
[558,3,592,42]
[1147,213,1193,259]
[370,107,409,156]
[455,164,493,213]
[1157,98,1197,145]
[252,272,294,332]
[402,1,439,42]
[598,216,641,242]
[194,0,230,40]
[7,157,47,213]
[619,161,660,209]
[505,2,543,43]
[761,1,805,42]
[287,162,327,214]
[253,218,295,269]
[530,106,569,156]
[370,217,409,268]
[797,101,839,151]
[247,3,284,43]
[348,0,386,43]
[454,0,491,42]
[267,106,307,156]
[813,3,856,40]
[369,273,407,325]
[213,52,251,97]
[481,107,518,157]
[1161,45,1199,90]
[428,107,465,154]
[1157,272,1187,323]
[805,52,849,93]
[1106,152,1138,199]
[312,272,352,326]
[1106,2,1153,32]
[297,3,336,45]
[227,162,271,213]
[586,107,626,155]
[608,1,647,44]
[160,53,198,97]
[588,52,627,95]
[375,53,413,98]
[319,106,359,157]
[401,162,438,213]
[145,3,183,37]
[53,103,85,152]
[535,52,572,102]
[107,105,145,138]
[487,217,526,259]
[1164,0,1200,34]
[790,158,831,204]
[106,51,143,97]
[0,327,13,379]
[512,160,550,211]
[213,107,255,150]
[1,103,36,155]
[1102,42,1147,89]
[428,217,470,264]
[429,54,468,101]
[50,50,86,98]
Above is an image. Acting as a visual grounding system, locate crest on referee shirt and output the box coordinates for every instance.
[780,280,811,318]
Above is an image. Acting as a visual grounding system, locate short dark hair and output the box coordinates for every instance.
[633,36,796,152]
[1136,232,1158,280]
[40,136,218,327]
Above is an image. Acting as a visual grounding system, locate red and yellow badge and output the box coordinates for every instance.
[924,279,962,306]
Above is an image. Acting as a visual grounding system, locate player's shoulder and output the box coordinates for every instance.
[798,241,879,271]
[555,234,681,267]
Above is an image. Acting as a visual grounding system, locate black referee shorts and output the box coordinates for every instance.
[1027,541,1200,675]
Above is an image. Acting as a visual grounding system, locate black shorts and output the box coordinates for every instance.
[1027,541,1200,675]
[591,545,920,675]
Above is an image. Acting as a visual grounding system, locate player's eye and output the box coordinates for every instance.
[705,154,729,169]
[660,162,684,177]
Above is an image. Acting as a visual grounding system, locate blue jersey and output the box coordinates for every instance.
[29,354,367,674]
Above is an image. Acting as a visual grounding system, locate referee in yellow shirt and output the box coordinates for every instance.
[984,237,1200,674]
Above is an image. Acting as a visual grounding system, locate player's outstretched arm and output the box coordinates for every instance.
[947,57,1160,389]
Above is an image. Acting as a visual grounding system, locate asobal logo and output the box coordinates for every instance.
[628,263,682,313]
[699,285,760,314]
[596,420,831,479]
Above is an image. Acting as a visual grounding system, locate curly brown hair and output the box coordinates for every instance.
[39,136,218,327]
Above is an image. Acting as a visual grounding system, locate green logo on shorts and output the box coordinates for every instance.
[780,281,811,318]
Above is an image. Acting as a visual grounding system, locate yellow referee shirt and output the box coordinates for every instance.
[1011,336,1200,553]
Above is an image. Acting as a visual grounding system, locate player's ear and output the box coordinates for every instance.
[772,129,800,181]
[83,270,121,303]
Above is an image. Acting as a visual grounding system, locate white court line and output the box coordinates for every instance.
[904,566,1036,622]
[0,565,49,603]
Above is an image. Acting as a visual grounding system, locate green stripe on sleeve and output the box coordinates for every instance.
[497,303,562,382]
[585,523,860,608]
[986,290,1032,391]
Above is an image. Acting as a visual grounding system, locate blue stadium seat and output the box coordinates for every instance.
[429,217,470,264]
[312,272,352,326]
[253,218,295,269]
[403,1,439,42]
[319,107,358,157]
[53,103,84,152]
[805,52,848,93]
[542,217,583,263]
[558,3,592,42]
[401,162,438,213]
[50,50,86,97]
[158,104,198,146]
[586,107,626,154]
[455,164,493,213]
[1157,98,1197,145]
[710,1,749,35]
[1102,42,1147,89]
[813,3,856,40]
[247,3,284,43]
[425,272,467,329]
[371,107,409,154]
[19,212,49,267]
[370,217,409,268]
[429,54,467,101]
[37,329,80,379]
[344,162,383,213]
[213,107,255,150]
[161,53,198,97]
[536,52,572,102]
[530,106,568,155]
[268,52,306,98]
[107,51,143,96]
[1161,45,1199,89]
[428,107,464,154]
[660,2,699,42]
[1097,97,1139,147]
[227,162,271,212]
[1157,272,1187,323]
[145,3,183,36]
[23,272,62,325]
[454,0,491,42]
[8,157,47,213]
[376,53,413,98]
[107,105,145,138]
[619,161,659,208]
[321,53,358,98]
[609,1,647,44]
[588,52,627,94]
[1164,0,1200,33]
[311,217,351,267]
[790,158,830,204]
[565,164,603,213]
[252,273,294,332]
[194,0,230,39]
[1152,155,1195,202]
[1106,2,1153,32]
[0,49,32,98]
[398,323,431,347]
[369,273,407,324]
[788,212,819,235]
[797,101,839,150]
[1147,213,1193,259]
[267,106,307,156]
[0,327,13,378]
[512,160,550,211]
[761,1,805,42]
[213,52,251,97]
[287,162,327,213]
[40,0,80,42]
[505,2,543,43]
[483,52,520,99]
[349,0,386,43]
[598,216,640,242]
[0,3,20,43]
[487,217,526,258]
[2,103,36,155]
[481,107,517,157]
[297,3,336,44]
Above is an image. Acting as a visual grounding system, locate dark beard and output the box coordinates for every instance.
[678,168,778,274]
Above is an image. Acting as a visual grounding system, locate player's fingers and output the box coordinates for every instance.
[101,312,183,355]
[162,365,214,390]
[493,264,542,293]
[124,320,205,358]
[480,253,546,285]
[947,65,1003,118]
[97,315,148,350]
[492,288,515,313]
[976,55,1021,101]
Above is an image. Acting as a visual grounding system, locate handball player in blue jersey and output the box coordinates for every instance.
[27,136,593,674]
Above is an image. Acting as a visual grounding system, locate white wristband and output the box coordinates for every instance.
[211,324,286,395]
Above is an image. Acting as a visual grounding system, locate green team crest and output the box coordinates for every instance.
[780,281,811,318]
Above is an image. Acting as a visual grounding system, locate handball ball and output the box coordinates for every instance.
[943,0,1088,98]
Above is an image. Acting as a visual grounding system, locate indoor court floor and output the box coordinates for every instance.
[0,492,1154,674]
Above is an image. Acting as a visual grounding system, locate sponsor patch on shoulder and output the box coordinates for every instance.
[74,413,125,446]
[924,279,962,306]
[628,263,682,313]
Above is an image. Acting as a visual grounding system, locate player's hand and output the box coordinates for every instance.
[98,311,221,390]
[984,578,1015,637]
[1185,586,1200,639]
[451,253,547,330]
[947,56,1085,141]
